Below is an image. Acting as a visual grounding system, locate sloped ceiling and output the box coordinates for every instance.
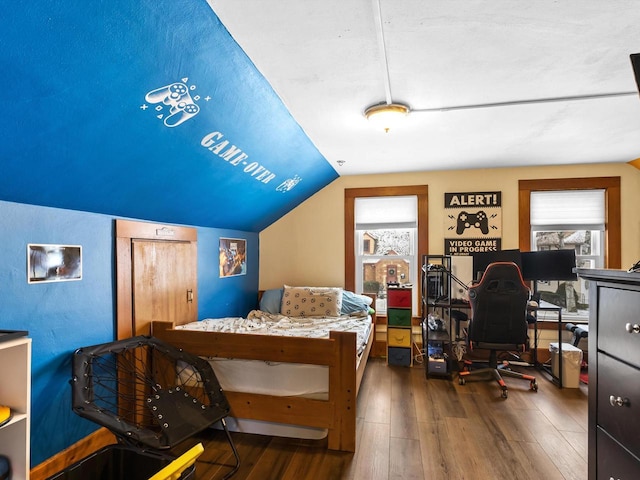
[210,0,640,174]
[5,1,640,232]
[0,0,337,231]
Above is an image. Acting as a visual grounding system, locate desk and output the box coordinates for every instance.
[530,302,564,386]
[530,301,587,388]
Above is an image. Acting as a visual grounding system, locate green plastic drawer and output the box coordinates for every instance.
[387,308,411,326]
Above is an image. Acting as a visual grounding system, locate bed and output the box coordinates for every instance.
[150,286,375,452]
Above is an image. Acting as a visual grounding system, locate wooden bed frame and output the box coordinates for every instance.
[114,221,374,452]
[151,314,374,453]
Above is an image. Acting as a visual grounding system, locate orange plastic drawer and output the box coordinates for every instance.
[387,327,412,347]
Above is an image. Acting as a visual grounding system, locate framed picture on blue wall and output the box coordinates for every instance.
[27,244,82,283]
[219,238,246,277]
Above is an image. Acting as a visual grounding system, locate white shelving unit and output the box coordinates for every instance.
[0,335,31,480]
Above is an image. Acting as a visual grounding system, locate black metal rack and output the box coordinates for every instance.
[421,255,470,378]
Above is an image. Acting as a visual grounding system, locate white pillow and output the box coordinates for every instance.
[280,285,343,317]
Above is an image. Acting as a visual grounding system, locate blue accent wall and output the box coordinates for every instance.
[0,0,331,466]
[0,200,258,466]
[0,0,338,232]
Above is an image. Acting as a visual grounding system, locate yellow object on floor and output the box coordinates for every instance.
[148,443,204,480]
[0,405,11,427]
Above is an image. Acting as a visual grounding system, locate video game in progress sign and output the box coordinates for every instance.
[444,191,502,255]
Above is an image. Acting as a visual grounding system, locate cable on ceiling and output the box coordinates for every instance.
[373,0,393,105]
[411,92,638,113]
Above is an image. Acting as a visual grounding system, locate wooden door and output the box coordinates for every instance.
[132,240,197,336]
[116,219,198,339]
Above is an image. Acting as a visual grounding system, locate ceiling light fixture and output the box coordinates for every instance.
[364,102,410,133]
[364,0,409,132]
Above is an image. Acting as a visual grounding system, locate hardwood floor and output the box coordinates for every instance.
[188,358,588,480]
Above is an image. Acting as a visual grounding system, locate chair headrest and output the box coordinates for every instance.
[470,261,529,299]
[478,261,526,282]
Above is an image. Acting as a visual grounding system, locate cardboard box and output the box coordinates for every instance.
[428,357,447,374]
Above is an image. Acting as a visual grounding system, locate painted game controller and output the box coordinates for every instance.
[145,82,200,127]
[456,210,489,234]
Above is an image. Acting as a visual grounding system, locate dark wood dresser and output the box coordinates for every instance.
[576,268,640,479]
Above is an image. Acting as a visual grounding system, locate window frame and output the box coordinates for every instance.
[518,177,621,269]
[345,186,429,316]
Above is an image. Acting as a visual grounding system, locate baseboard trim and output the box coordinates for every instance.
[30,428,116,480]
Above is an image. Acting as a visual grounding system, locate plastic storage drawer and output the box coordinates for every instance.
[387,308,411,326]
[387,288,412,308]
[388,347,412,366]
[387,327,412,347]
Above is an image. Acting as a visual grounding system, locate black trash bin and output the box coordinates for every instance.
[47,444,195,480]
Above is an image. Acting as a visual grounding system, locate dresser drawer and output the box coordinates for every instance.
[598,286,640,368]
[388,327,412,347]
[597,427,640,480]
[387,308,411,326]
[597,353,640,458]
[387,288,412,308]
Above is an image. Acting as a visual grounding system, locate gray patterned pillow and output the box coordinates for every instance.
[280,285,343,317]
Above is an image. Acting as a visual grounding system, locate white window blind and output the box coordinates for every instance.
[355,196,417,230]
[530,190,605,229]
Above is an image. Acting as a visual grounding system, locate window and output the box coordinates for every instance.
[355,196,417,313]
[519,177,621,321]
[531,189,605,268]
[345,186,428,316]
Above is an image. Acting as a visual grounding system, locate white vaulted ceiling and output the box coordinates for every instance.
[209,0,640,175]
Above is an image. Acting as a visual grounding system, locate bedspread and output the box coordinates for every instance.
[175,310,372,354]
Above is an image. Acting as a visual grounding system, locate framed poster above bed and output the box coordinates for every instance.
[219,237,246,277]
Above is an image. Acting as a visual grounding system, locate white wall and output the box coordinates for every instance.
[259,162,640,289]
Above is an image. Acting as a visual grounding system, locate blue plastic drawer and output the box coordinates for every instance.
[388,347,412,366]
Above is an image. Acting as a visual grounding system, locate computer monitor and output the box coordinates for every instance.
[472,249,522,280]
[520,249,577,281]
